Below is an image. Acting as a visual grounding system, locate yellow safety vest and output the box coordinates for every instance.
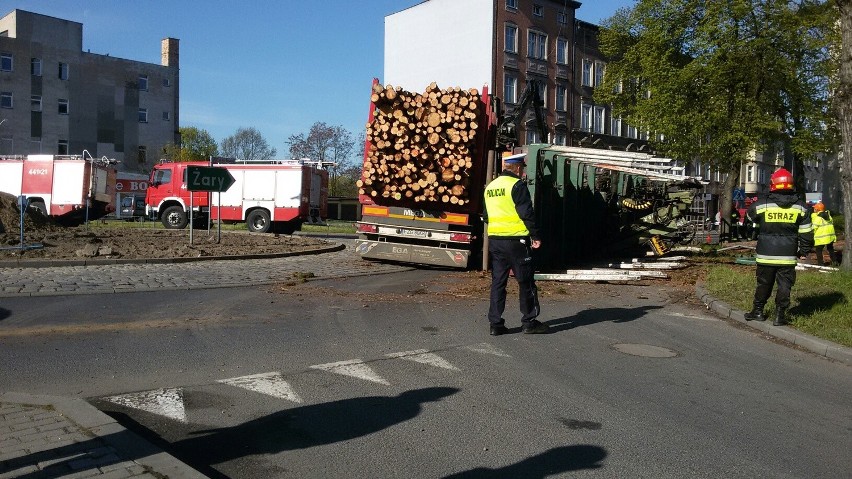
[484,175,529,237]
[811,212,836,246]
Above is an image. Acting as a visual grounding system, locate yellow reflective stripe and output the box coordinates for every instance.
[798,224,813,233]
[755,254,797,265]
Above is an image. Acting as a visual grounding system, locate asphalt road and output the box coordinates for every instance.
[1,269,850,478]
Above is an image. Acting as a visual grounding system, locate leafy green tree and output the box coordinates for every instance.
[595,0,836,238]
[287,122,358,196]
[162,127,218,162]
[220,127,277,162]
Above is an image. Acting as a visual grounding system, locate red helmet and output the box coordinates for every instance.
[770,168,794,192]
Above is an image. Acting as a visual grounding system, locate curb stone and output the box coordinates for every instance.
[695,281,852,366]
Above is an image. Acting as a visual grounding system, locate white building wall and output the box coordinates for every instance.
[384,0,494,92]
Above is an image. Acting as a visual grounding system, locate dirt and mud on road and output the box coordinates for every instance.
[0,192,329,261]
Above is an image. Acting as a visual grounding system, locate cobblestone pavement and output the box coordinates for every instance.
[0,393,205,478]
[0,241,414,298]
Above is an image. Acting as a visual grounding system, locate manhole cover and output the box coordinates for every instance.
[611,343,678,358]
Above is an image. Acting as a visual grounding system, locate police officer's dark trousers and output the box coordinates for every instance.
[754,264,796,309]
[488,238,539,326]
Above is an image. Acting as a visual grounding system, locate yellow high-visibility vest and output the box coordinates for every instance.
[812,212,836,246]
[484,175,529,237]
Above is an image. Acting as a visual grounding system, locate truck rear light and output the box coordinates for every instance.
[450,232,472,243]
[357,223,378,234]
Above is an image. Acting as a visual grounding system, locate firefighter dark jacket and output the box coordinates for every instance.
[746,191,814,266]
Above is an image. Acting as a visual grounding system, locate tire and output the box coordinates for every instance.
[161,205,188,229]
[28,201,48,217]
[246,209,271,233]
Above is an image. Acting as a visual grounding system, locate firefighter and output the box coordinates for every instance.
[811,202,837,266]
[483,151,548,335]
[744,168,814,326]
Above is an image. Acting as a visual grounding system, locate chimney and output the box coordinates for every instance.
[161,37,179,67]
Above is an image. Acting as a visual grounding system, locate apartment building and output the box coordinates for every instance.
[0,9,179,173]
[385,0,649,151]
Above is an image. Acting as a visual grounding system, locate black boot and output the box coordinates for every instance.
[773,307,788,326]
[744,304,766,322]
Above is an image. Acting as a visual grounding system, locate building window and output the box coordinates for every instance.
[533,4,543,16]
[526,124,541,144]
[58,62,69,80]
[627,124,637,139]
[594,61,606,86]
[581,104,592,131]
[556,38,568,64]
[163,78,171,87]
[138,108,148,123]
[528,31,547,60]
[1,53,12,71]
[747,165,754,182]
[31,95,41,112]
[31,58,42,76]
[555,131,567,145]
[58,140,68,155]
[29,139,41,154]
[58,99,69,114]
[611,116,622,136]
[593,107,606,134]
[506,0,518,10]
[138,74,148,91]
[0,92,12,109]
[162,111,170,121]
[504,74,518,103]
[138,146,147,164]
[555,84,567,111]
[557,12,568,25]
[505,24,518,53]
[0,136,12,155]
[582,59,593,86]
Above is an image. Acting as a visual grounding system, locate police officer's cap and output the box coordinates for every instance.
[502,151,526,164]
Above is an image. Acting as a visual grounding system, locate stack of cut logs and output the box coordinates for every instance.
[357,82,482,206]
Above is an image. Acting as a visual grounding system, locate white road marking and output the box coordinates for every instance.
[666,312,719,321]
[217,372,302,403]
[310,359,390,385]
[102,388,186,422]
[465,342,511,357]
[385,349,460,371]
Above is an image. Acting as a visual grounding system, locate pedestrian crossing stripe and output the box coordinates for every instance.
[102,388,186,423]
[310,359,391,385]
[217,372,302,403]
[385,349,460,371]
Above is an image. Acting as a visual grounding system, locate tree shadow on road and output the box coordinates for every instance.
[0,307,9,321]
[441,444,607,478]
[546,305,663,332]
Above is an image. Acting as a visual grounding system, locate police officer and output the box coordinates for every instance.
[811,202,837,266]
[483,151,548,335]
[744,168,814,326]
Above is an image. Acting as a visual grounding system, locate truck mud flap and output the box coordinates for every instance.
[355,240,469,268]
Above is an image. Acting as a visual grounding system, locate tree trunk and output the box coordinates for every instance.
[719,170,740,242]
[837,0,852,270]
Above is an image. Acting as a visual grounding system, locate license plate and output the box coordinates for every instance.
[400,229,428,237]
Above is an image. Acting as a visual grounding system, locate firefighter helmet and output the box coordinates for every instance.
[813,202,825,212]
[769,168,794,192]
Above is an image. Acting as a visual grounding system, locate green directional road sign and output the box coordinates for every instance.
[186,166,236,192]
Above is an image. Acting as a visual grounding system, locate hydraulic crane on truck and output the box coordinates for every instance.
[496,81,548,151]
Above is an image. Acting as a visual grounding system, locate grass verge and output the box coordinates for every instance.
[705,264,852,347]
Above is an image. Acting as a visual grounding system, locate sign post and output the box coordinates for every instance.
[17,195,27,250]
[185,166,236,244]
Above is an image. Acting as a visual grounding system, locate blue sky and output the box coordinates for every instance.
[2,0,634,159]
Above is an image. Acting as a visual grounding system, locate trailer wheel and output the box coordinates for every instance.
[161,206,188,229]
[246,209,271,233]
[28,201,48,217]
